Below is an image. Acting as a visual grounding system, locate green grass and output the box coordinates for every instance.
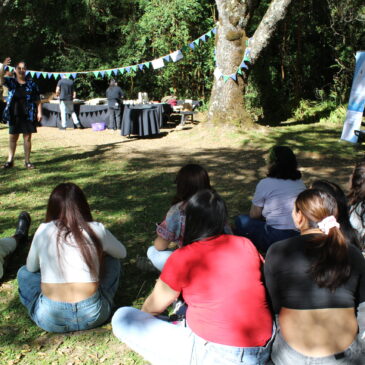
[0,109,364,364]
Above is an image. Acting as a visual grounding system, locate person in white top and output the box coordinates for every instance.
[17,183,127,333]
[235,146,306,253]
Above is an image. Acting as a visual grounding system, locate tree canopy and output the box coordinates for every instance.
[1,0,364,123]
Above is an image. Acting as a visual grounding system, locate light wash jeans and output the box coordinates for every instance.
[17,255,121,333]
[270,330,365,365]
[147,246,174,271]
[59,100,80,128]
[234,215,299,253]
[112,307,274,365]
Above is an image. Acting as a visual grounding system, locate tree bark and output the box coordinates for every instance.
[208,0,293,125]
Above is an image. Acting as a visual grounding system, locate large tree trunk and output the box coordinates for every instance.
[208,0,294,125]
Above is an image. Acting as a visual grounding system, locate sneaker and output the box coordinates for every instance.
[14,211,31,244]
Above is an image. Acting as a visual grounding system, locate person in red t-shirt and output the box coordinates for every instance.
[112,190,274,365]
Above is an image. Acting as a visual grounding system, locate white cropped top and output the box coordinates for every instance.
[26,221,127,283]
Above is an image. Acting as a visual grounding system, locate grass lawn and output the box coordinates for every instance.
[0,112,363,364]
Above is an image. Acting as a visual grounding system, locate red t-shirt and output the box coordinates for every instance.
[160,234,273,347]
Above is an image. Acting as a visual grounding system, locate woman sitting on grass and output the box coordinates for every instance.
[265,189,365,364]
[146,163,212,271]
[348,160,365,251]
[17,183,127,333]
[235,145,305,253]
[113,190,274,365]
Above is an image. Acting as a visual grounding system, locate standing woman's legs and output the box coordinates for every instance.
[23,134,32,165]
[8,133,19,162]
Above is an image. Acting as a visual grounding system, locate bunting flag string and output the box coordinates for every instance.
[214,37,252,83]
[4,27,217,80]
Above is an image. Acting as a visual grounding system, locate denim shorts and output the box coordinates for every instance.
[32,290,111,333]
[271,330,365,365]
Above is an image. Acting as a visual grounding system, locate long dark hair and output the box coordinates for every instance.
[46,183,103,279]
[182,189,227,246]
[172,164,211,205]
[311,180,360,249]
[295,189,350,291]
[348,160,365,243]
[267,146,301,180]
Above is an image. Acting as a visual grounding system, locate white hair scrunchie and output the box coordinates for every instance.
[317,215,340,235]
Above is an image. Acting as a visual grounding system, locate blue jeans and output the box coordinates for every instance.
[59,100,80,128]
[112,307,274,365]
[271,330,365,365]
[234,215,299,253]
[17,255,121,333]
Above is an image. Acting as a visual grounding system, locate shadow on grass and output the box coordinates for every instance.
[0,122,364,350]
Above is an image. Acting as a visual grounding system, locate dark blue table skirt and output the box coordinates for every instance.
[121,106,160,137]
[41,103,172,133]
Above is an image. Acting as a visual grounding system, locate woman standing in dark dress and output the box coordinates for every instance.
[0,57,42,169]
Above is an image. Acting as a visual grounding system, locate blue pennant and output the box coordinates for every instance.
[112,69,119,75]
[212,27,217,34]
[230,74,237,81]
[47,73,53,79]
[100,71,105,77]
[138,64,144,70]
[240,62,248,69]
[163,55,171,62]
[71,73,77,79]
[126,67,131,73]
[36,72,41,78]
[199,35,207,42]
[189,42,195,49]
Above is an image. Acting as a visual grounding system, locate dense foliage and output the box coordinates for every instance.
[1,0,364,121]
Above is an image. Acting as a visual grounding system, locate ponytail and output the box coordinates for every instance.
[308,226,350,291]
[296,189,351,291]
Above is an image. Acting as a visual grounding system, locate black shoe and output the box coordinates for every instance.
[74,123,84,129]
[14,211,31,244]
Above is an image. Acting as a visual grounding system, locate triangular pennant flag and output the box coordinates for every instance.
[230,73,237,81]
[47,73,53,79]
[131,65,137,72]
[112,69,118,76]
[145,62,151,69]
[93,71,99,78]
[138,64,144,71]
[205,30,213,38]
[163,55,171,62]
[30,71,35,78]
[152,58,165,69]
[223,75,230,83]
[212,27,217,34]
[237,68,243,75]
[71,73,77,79]
[199,35,207,42]
[54,73,60,79]
[193,39,200,46]
[8,66,13,72]
[25,71,30,76]
[170,50,184,62]
[125,67,131,73]
[36,72,41,78]
[42,72,47,78]
[100,71,105,77]
[106,70,112,76]
[189,42,195,49]
[119,68,125,74]
[243,48,251,62]
[213,68,222,80]
[240,62,248,69]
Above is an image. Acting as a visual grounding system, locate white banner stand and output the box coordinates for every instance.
[340,51,365,143]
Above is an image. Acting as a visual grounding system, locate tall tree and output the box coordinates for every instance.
[208,0,293,125]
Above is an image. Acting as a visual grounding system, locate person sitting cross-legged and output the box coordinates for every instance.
[17,183,127,333]
[235,145,305,254]
[112,189,274,365]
